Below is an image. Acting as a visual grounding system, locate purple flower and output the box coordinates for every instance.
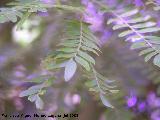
[127,96,137,107]
[138,101,146,112]
[134,0,144,7]
[126,92,137,107]
[82,2,104,32]
[156,0,160,4]
[155,98,160,107]
[38,0,55,16]
[100,30,112,45]
[151,110,160,120]
[38,11,49,17]
[147,92,158,108]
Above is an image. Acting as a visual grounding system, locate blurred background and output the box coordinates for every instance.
[1,0,160,120]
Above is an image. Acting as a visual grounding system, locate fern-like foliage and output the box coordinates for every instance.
[0,0,118,109]
[85,68,119,108]
[0,0,51,24]
[107,8,160,67]
[42,20,118,108]
[0,0,83,27]
[146,0,160,11]
[8,0,52,12]
[43,20,101,81]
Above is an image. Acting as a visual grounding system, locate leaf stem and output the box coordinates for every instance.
[74,20,83,58]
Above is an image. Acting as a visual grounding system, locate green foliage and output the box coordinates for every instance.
[0,0,126,109]
[85,68,118,108]
[107,8,160,67]
[43,20,101,81]
[42,20,118,108]
[8,0,52,12]
[0,0,82,29]
[0,7,23,23]
[19,77,54,109]
[0,0,51,24]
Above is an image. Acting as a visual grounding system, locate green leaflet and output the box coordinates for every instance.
[126,35,141,41]
[35,95,44,110]
[81,46,99,56]
[55,53,75,59]
[139,48,154,56]
[153,54,160,67]
[100,93,114,108]
[145,36,160,41]
[19,88,40,97]
[132,22,156,29]
[64,59,77,81]
[144,51,157,62]
[149,40,160,44]
[119,30,134,37]
[78,51,95,64]
[138,27,160,33]
[20,84,44,96]
[96,72,116,83]
[59,40,79,47]
[28,94,44,109]
[113,24,128,30]
[107,18,118,24]
[119,9,138,18]
[56,48,76,53]
[75,56,90,71]
[131,41,148,49]
[82,32,100,45]
[126,15,151,23]
[28,94,38,102]
[82,39,101,52]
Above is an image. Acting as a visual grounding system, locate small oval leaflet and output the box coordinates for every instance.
[153,54,160,67]
[100,93,114,108]
[35,95,44,110]
[64,59,77,82]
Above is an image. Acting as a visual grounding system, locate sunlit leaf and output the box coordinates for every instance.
[64,59,77,81]
[100,93,114,108]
